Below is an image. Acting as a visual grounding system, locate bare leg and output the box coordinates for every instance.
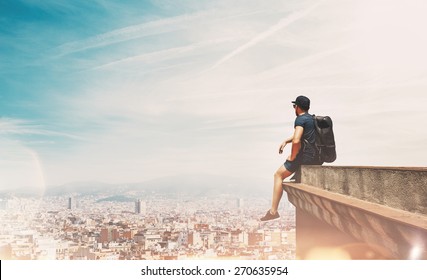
[270,165,293,214]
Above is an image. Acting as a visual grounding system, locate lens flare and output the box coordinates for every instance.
[409,246,422,260]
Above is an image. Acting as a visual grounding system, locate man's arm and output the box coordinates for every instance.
[288,126,304,161]
[279,136,294,154]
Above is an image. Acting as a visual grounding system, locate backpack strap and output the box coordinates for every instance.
[311,114,323,164]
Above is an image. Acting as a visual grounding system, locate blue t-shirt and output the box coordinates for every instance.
[294,113,316,155]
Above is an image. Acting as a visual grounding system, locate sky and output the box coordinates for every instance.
[1,0,427,192]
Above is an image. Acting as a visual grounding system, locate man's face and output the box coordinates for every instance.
[293,104,298,116]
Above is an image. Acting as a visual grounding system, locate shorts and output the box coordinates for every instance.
[284,153,320,173]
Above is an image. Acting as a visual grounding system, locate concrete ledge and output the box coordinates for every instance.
[283,166,427,259]
[283,182,427,259]
[299,166,427,215]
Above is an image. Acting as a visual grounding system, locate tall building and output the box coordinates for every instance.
[237,198,244,209]
[135,199,146,215]
[68,197,73,210]
[135,199,141,214]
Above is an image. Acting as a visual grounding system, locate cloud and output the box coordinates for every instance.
[209,2,321,70]
[51,4,276,59]
[92,37,237,71]
[0,118,85,141]
[51,11,210,57]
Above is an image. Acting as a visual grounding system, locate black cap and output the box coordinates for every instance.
[292,95,310,110]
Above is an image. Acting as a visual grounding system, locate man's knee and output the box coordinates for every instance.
[274,166,289,179]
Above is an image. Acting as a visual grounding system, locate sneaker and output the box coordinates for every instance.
[260,210,280,221]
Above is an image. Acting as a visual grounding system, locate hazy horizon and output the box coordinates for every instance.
[1,0,427,192]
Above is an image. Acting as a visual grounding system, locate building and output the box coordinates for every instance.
[99,227,119,243]
[122,229,134,240]
[194,223,209,231]
[270,230,282,247]
[231,230,248,246]
[0,243,12,259]
[67,197,73,210]
[135,199,146,215]
[35,237,57,260]
[144,234,162,250]
[248,232,264,246]
[237,198,244,209]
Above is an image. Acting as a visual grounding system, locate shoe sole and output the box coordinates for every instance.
[260,216,280,222]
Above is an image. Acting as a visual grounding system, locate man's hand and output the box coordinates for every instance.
[279,142,287,154]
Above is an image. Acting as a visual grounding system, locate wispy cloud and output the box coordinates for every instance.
[52,6,273,58]
[250,45,352,83]
[209,2,321,70]
[92,37,236,71]
[52,11,211,57]
[0,118,85,141]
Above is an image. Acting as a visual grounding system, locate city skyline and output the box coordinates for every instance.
[0,193,296,260]
[1,0,427,191]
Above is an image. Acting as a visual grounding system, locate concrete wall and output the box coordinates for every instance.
[283,166,427,259]
[300,166,427,215]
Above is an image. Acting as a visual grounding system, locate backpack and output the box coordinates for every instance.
[312,115,336,163]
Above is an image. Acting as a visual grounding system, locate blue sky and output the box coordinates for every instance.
[1,0,427,192]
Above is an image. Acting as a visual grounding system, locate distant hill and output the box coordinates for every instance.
[96,195,134,203]
[128,174,269,197]
[45,181,115,196]
[43,174,270,198]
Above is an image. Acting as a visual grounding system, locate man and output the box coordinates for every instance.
[260,95,322,221]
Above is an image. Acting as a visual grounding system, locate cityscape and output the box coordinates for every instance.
[0,181,296,260]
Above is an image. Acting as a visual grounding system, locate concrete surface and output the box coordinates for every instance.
[283,166,427,259]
